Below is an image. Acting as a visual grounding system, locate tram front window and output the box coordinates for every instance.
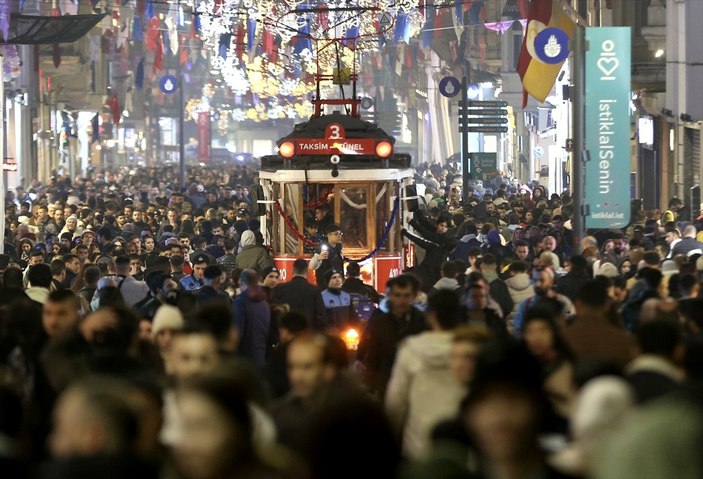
[339,187,368,250]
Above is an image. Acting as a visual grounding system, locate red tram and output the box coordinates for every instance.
[259,98,415,294]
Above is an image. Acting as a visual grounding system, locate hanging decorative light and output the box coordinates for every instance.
[186,0,425,122]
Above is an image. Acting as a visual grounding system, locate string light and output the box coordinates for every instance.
[185,0,424,123]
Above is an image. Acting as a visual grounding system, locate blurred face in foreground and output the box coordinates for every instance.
[466,385,540,464]
[43,298,79,339]
[450,340,481,385]
[168,333,219,381]
[175,391,248,479]
[287,339,332,399]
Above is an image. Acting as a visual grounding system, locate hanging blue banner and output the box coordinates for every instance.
[193,12,201,33]
[584,27,632,229]
[393,12,409,45]
[133,15,143,41]
[219,33,231,59]
[422,5,435,48]
[293,17,311,54]
[247,17,257,53]
[145,0,155,19]
[343,25,358,49]
[135,57,145,90]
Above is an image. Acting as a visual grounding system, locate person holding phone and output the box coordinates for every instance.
[310,224,344,288]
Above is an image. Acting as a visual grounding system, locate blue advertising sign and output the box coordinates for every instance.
[584,27,631,229]
[438,76,461,98]
[534,27,570,64]
[159,75,178,94]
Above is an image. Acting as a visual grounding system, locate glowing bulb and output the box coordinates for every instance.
[343,328,360,351]
[279,141,295,158]
[376,141,393,158]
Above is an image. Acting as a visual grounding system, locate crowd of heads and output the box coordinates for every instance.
[0,161,701,478]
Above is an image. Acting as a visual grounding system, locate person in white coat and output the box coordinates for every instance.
[384,290,465,459]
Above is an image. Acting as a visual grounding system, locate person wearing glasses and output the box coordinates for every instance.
[310,224,344,289]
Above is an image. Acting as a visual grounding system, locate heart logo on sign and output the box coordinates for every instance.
[597,57,620,77]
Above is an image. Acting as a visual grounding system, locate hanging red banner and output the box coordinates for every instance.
[197,112,211,163]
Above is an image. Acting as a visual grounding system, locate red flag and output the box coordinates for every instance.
[262,27,274,57]
[233,25,245,60]
[101,31,112,54]
[145,17,160,51]
[153,33,164,73]
[434,10,444,41]
[517,0,575,107]
[108,94,121,125]
[271,42,279,64]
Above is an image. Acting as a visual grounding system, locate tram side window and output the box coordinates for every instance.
[375,183,395,253]
[282,184,302,255]
[339,187,368,250]
[303,185,334,253]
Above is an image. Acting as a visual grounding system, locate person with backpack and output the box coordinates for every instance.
[342,261,379,321]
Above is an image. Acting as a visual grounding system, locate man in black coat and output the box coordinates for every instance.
[273,259,326,330]
[357,274,426,398]
[195,265,231,307]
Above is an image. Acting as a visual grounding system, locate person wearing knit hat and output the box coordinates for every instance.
[321,269,357,331]
[59,232,73,250]
[596,262,619,279]
[152,304,185,355]
[261,266,280,289]
[240,230,256,247]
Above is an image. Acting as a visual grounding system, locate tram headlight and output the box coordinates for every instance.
[279,141,295,158]
[376,141,393,158]
[330,154,340,165]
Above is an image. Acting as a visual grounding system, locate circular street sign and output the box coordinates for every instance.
[439,76,461,98]
[534,27,570,64]
[360,97,374,110]
[159,75,178,94]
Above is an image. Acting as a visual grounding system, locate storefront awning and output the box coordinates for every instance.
[6,13,106,44]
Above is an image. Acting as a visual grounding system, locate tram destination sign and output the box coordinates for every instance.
[294,138,377,156]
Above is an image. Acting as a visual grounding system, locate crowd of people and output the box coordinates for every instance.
[0,161,701,479]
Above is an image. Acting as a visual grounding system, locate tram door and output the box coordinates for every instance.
[334,184,374,254]
[333,182,397,255]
